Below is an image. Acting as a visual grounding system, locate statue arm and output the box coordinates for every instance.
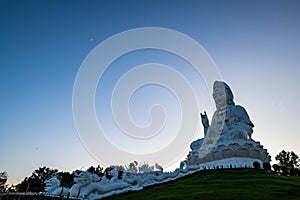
[234,105,254,127]
[200,112,209,136]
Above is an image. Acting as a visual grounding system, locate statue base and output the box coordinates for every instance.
[190,157,264,169]
[186,139,271,167]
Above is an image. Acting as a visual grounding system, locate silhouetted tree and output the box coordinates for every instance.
[16,177,29,192]
[0,172,8,193]
[275,150,299,170]
[275,150,299,175]
[16,176,44,192]
[263,162,271,171]
[126,161,138,173]
[87,165,104,177]
[138,163,154,173]
[289,168,298,176]
[16,166,58,192]
[281,166,288,176]
[27,177,43,192]
[6,184,16,192]
[272,164,280,172]
[32,166,58,183]
[297,169,300,177]
[57,172,74,188]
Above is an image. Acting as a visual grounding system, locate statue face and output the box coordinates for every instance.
[46,177,60,189]
[213,89,226,109]
[75,172,92,185]
[108,168,118,177]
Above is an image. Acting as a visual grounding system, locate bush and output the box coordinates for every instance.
[281,166,288,176]
[297,169,300,177]
[289,168,298,176]
[263,162,271,171]
[253,161,260,170]
[272,164,280,172]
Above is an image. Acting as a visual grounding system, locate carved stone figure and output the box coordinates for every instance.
[69,171,100,198]
[187,81,270,165]
[45,177,70,196]
[66,165,197,199]
[69,169,130,198]
[202,81,254,142]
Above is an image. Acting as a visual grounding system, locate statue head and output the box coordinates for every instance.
[45,177,60,191]
[213,81,234,110]
[108,168,119,178]
[74,171,93,186]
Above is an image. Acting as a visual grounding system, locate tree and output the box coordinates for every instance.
[297,169,300,177]
[125,161,138,173]
[138,162,154,173]
[275,150,299,169]
[16,177,29,192]
[6,184,16,192]
[275,150,299,175]
[16,176,43,192]
[289,168,298,176]
[263,162,271,171]
[281,166,288,176]
[0,172,8,193]
[16,166,58,192]
[87,165,104,177]
[31,166,58,183]
[272,164,280,172]
[56,172,74,188]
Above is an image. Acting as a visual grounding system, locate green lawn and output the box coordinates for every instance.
[105,169,300,200]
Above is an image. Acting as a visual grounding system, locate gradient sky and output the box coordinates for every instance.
[1,0,300,185]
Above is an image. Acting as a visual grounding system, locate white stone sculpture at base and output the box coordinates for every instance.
[65,165,200,199]
[48,158,251,199]
[45,177,70,196]
[155,163,163,172]
[69,171,100,198]
[69,169,131,198]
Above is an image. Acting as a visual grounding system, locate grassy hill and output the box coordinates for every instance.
[105,169,300,200]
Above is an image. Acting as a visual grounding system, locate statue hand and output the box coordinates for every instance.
[200,111,209,128]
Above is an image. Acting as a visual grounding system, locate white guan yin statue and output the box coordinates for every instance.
[187,81,271,167]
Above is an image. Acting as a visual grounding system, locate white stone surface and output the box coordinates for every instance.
[45,177,70,196]
[187,81,271,165]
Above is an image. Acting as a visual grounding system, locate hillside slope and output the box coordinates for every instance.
[105,169,300,200]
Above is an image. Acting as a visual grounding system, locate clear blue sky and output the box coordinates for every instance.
[1,0,300,184]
